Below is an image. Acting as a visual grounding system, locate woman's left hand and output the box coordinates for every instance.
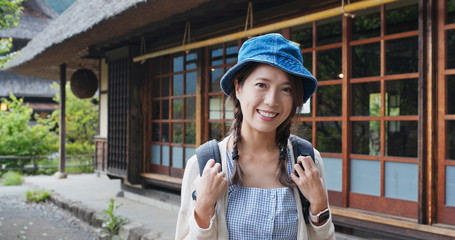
[291,156,328,215]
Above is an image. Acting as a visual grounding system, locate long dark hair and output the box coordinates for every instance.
[227,62,304,187]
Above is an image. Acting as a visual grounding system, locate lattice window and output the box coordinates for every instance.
[108,58,129,175]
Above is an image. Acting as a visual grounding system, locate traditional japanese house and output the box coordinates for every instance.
[5,0,455,238]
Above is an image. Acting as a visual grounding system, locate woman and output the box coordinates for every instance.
[176,33,335,239]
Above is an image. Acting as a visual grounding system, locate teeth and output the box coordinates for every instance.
[258,110,278,118]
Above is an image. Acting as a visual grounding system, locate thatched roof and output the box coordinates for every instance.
[4,0,212,80]
[0,15,52,40]
[0,71,57,98]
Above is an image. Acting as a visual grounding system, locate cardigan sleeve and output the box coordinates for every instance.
[175,155,218,240]
[307,149,336,240]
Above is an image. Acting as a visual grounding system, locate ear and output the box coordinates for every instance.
[234,79,241,97]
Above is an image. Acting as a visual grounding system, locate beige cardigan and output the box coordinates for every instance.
[175,136,335,240]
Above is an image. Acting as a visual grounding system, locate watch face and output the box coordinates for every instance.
[319,210,330,223]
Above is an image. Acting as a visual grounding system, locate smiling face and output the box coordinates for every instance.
[234,63,294,136]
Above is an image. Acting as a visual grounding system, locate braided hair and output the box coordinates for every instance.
[227,62,305,186]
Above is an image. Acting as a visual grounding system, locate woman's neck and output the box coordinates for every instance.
[238,125,277,152]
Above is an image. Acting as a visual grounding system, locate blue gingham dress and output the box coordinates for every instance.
[226,149,299,240]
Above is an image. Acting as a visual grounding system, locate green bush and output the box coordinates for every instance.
[25,189,51,202]
[1,171,23,186]
[101,198,128,236]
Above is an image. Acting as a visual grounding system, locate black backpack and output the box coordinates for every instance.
[193,134,315,224]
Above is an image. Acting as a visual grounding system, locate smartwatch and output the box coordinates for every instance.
[309,208,330,224]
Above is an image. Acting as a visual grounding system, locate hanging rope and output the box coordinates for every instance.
[244,2,253,32]
[182,22,191,54]
[140,36,147,64]
[341,0,355,18]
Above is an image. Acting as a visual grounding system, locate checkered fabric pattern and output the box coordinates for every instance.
[226,149,299,240]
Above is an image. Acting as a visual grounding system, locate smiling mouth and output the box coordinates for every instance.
[257,110,279,118]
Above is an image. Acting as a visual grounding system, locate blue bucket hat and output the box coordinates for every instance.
[220,33,317,103]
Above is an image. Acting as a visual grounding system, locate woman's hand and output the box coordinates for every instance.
[193,159,228,228]
[291,156,328,217]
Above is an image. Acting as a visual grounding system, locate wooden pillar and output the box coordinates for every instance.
[57,63,67,178]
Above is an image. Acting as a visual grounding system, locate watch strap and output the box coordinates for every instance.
[309,208,330,224]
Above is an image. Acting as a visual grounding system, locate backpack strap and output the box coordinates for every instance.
[289,134,315,224]
[195,139,221,176]
[192,139,221,200]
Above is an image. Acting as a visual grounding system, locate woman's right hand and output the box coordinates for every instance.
[193,159,228,228]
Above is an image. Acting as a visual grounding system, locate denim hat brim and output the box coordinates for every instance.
[220,54,317,104]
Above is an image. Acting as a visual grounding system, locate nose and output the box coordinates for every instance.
[264,89,280,106]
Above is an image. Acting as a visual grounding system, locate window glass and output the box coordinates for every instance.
[386,37,418,74]
[226,44,238,64]
[185,147,196,163]
[186,72,197,95]
[186,52,198,70]
[317,17,342,46]
[386,79,418,116]
[162,123,169,142]
[173,55,184,72]
[448,76,455,114]
[352,8,380,40]
[316,48,342,81]
[209,122,222,141]
[385,162,418,201]
[172,146,183,168]
[385,1,418,35]
[211,46,223,66]
[316,121,342,153]
[322,157,342,191]
[448,121,455,160]
[446,166,455,206]
[185,122,196,144]
[386,121,417,157]
[291,24,313,49]
[350,159,381,196]
[185,97,196,120]
[172,123,183,143]
[225,99,234,120]
[209,96,222,120]
[162,100,169,119]
[352,121,381,156]
[210,68,223,92]
[162,77,169,97]
[162,145,170,166]
[151,145,160,165]
[173,74,183,96]
[152,101,160,119]
[352,82,381,116]
[152,123,160,141]
[292,121,313,143]
[302,53,312,75]
[162,55,170,74]
[352,43,380,78]
[172,98,183,119]
[316,85,342,116]
[448,30,455,69]
[448,0,455,24]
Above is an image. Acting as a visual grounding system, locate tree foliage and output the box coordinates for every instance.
[51,82,99,155]
[0,94,57,169]
[0,0,24,69]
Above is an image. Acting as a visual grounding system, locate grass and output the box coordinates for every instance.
[1,171,23,186]
[25,189,51,202]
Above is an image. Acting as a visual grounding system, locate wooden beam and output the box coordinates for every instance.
[58,63,67,177]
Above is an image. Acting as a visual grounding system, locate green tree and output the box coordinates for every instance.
[51,82,99,155]
[0,0,24,69]
[0,94,58,168]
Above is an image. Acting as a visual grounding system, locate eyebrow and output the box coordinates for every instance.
[255,77,291,86]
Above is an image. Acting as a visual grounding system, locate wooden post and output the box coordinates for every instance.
[56,63,68,179]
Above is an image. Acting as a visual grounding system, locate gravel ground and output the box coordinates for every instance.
[0,186,101,240]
